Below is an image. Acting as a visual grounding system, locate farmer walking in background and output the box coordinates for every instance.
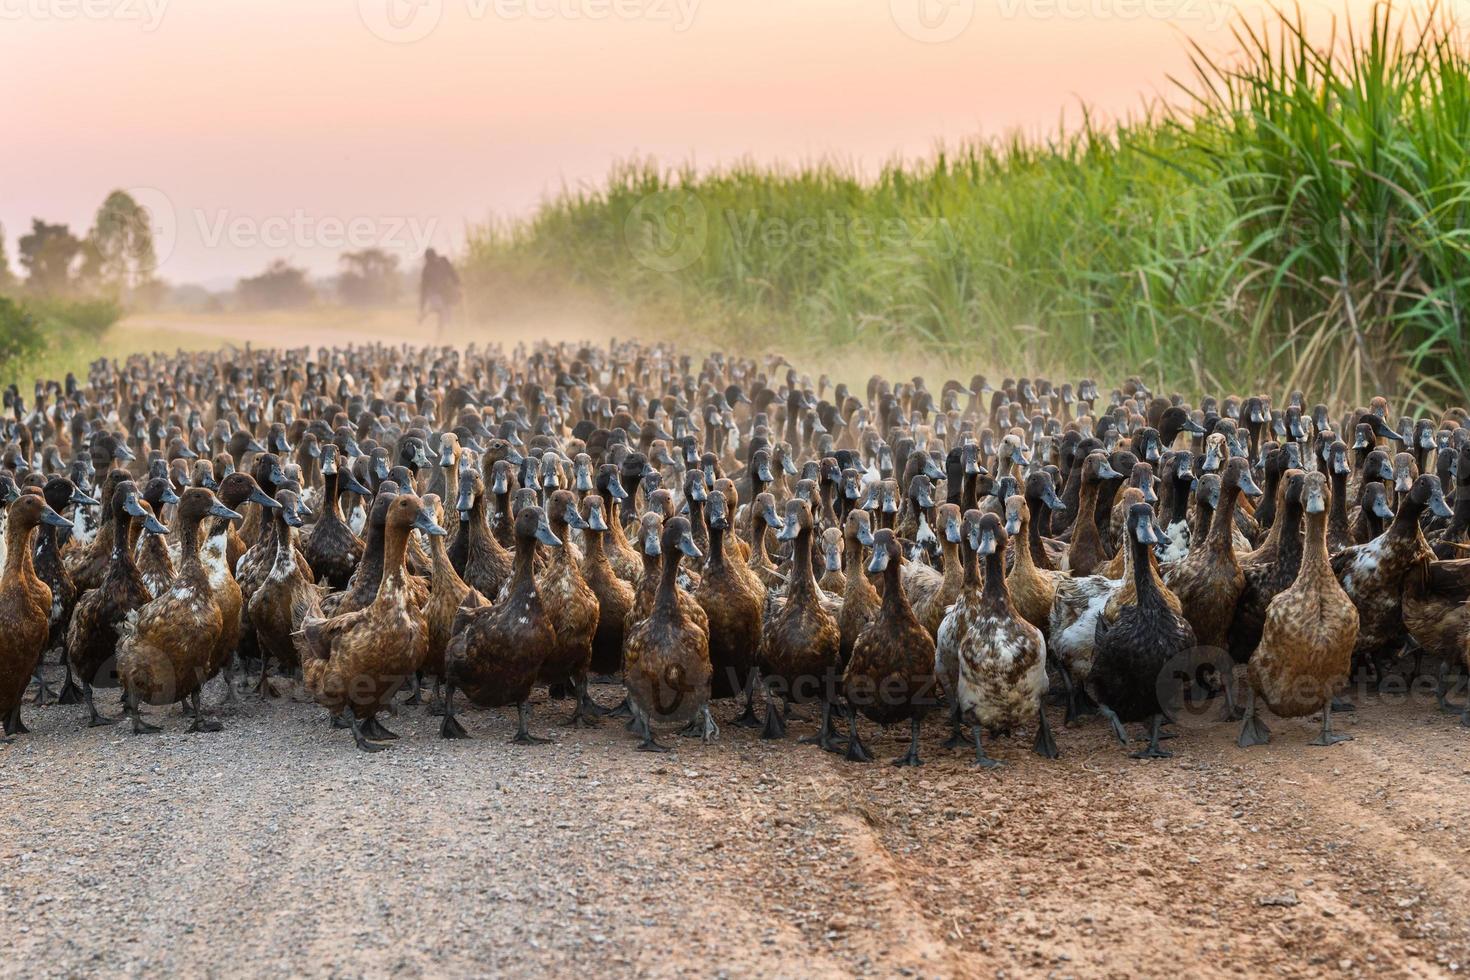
[418,248,462,336]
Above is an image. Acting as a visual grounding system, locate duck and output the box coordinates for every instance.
[1227,469,1307,664]
[1336,474,1452,678]
[296,492,442,751]
[624,516,715,751]
[909,502,965,638]
[840,527,940,765]
[116,487,243,735]
[133,477,180,598]
[247,488,321,697]
[760,498,842,747]
[948,512,1056,766]
[836,508,881,674]
[1089,503,1198,758]
[65,480,160,727]
[1239,471,1359,746]
[439,504,560,744]
[457,468,514,602]
[1065,451,1124,575]
[1350,480,1395,545]
[419,493,471,714]
[302,444,370,589]
[31,476,96,706]
[537,488,601,725]
[0,493,72,739]
[1163,457,1261,707]
[1005,492,1063,636]
[693,488,765,727]
[203,472,278,698]
[579,493,635,685]
[816,526,845,595]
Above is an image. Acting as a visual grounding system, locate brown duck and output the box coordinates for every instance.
[296,492,442,751]
[841,528,940,766]
[0,494,72,739]
[117,487,243,735]
[1240,471,1359,746]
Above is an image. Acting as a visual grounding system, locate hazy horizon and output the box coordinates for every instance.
[2,0,1396,286]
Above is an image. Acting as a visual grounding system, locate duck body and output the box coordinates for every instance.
[625,517,714,748]
[579,496,635,677]
[117,488,242,731]
[248,490,320,685]
[1243,473,1359,745]
[439,506,558,744]
[694,491,764,701]
[1090,504,1197,756]
[0,495,67,737]
[952,515,1054,763]
[536,490,601,722]
[298,493,440,750]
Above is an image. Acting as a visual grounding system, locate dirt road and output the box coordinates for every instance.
[3,677,1469,979]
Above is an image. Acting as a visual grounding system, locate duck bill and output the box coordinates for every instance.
[142,514,169,535]
[563,510,590,531]
[586,506,609,533]
[161,487,181,506]
[1373,496,1395,519]
[413,510,448,536]
[678,534,702,560]
[283,507,305,528]
[1430,489,1454,518]
[1237,471,1264,497]
[975,529,997,556]
[946,517,964,543]
[535,523,564,548]
[1003,514,1021,537]
[208,501,244,521]
[342,473,372,497]
[249,487,282,509]
[866,548,890,574]
[40,506,73,529]
[69,490,100,507]
[776,515,800,542]
[1305,489,1327,514]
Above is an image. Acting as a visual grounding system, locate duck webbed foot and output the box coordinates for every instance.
[127,697,160,736]
[760,696,788,740]
[30,665,58,706]
[1033,708,1059,760]
[56,657,84,705]
[511,702,552,745]
[1308,706,1352,747]
[347,713,388,753]
[893,717,924,767]
[438,685,470,738]
[565,678,601,728]
[1130,715,1173,759]
[732,679,763,728]
[3,706,29,737]
[970,724,1002,769]
[402,673,424,706]
[1436,662,1465,714]
[1330,697,1356,713]
[84,684,116,728]
[798,700,846,753]
[186,692,223,734]
[1235,688,1270,748]
[1096,704,1129,746]
[1064,678,1100,726]
[607,696,633,720]
[361,715,398,740]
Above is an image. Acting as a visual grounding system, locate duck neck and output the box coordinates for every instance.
[879,558,910,618]
[510,533,539,597]
[324,471,344,521]
[585,530,612,572]
[379,523,409,596]
[707,525,726,571]
[605,498,632,555]
[787,527,817,599]
[1300,508,1332,581]
[961,543,980,590]
[1011,521,1037,578]
[1207,482,1242,556]
[1330,470,1351,534]
[3,518,35,584]
[940,536,963,591]
[1131,536,1161,605]
[271,512,296,571]
[979,547,1010,611]
[653,549,684,617]
[177,514,203,566]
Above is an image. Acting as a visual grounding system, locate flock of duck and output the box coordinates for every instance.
[0,339,1467,766]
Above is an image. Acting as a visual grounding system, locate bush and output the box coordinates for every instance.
[0,295,45,367]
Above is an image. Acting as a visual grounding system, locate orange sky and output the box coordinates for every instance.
[0,0,1395,284]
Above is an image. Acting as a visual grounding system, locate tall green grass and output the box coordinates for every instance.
[465,3,1470,409]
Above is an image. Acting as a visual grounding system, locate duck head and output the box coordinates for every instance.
[1302,470,1329,515]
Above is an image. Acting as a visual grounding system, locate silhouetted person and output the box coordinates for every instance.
[419,248,461,335]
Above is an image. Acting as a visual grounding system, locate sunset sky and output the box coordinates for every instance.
[1,0,1395,284]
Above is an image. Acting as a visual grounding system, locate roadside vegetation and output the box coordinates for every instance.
[464,3,1470,410]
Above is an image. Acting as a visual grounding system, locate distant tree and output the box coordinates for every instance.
[86,190,158,295]
[0,223,14,292]
[237,260,315,310]
[18,220,85,295]
[337,248,401,306]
